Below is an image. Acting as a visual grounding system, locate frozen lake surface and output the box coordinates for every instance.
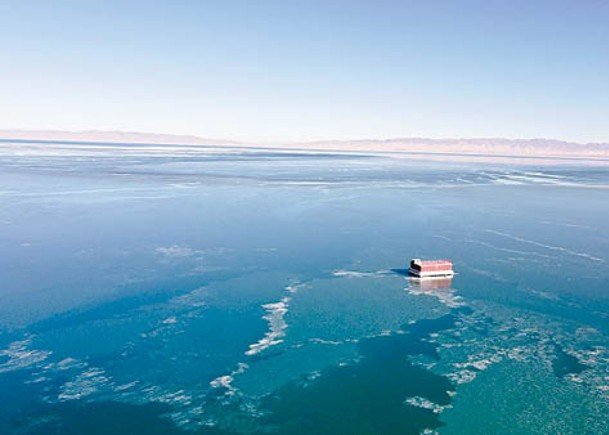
[1,141,609,434]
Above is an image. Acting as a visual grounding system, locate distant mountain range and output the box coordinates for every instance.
[0,129,242,146]
[302,137,609,158]
[1,129,609,159]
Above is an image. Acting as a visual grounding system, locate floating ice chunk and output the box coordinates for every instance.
[285,281,307,294]
[307,371,321,381]
[565,374,584,383]
[309,338,343,345]
[58,367,111,401]
[115,381,140,392]
[209,363,249,397]
[170,287,207,307]
[447,369,478,384]
[162,316,178,325]
[245,298,290,356]
[507,346,529,361]
[25,376,48,384]
[404,396,450,414]
[210,375,235,394]
[0,337,52,374]
[54,357,87,371]
[159,390,192,406]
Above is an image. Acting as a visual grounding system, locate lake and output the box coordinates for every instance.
[1,142,608,434]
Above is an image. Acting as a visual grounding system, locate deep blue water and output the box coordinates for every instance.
[1,143,609,434]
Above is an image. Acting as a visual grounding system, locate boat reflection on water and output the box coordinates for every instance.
[406,275,464,308]
[408,276,453,291]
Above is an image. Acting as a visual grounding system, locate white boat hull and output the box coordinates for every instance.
[408,267,454,278]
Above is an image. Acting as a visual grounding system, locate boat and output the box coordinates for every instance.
[408,258,454,278]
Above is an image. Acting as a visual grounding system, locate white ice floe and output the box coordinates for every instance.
[285,281,307,294]
[246,297,290,356]
[404,396,450,414]
[506,346,530,361]
[114,381,140,392]
[454,352,504,370]
[574,345,607,366]
[210,376,235,393]
[162,316,178,325]
[170,287,207,308]
[308,338,343,345]
[309,370,322,380]
[145,388,193,406]
[565,374,585,383]
[209,362,249,397]
[447,369,478,385]
[28,376,49,385]
[489,177,523,185]
[487,171,575,187]
[412,360,437,370]
[58,367,112,401]
[54,357,87,371]
[0,337,52,374]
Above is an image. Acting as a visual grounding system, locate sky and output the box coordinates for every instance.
[1,0,608,143]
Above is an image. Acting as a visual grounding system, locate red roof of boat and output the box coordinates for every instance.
[414,259,453,271]
[419,260,452,266]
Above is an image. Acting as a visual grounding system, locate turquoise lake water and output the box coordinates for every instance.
[1,143,608,434]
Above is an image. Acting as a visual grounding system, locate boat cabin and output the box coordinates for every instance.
[409,258,454,278]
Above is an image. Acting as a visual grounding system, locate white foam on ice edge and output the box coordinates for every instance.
[404,396,452,414]
[209,362,249,396]
[245,297,290,356]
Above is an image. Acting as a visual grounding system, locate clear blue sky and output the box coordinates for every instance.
[1,0,608,142]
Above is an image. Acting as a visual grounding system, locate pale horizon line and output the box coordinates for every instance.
[1,128,609,147]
